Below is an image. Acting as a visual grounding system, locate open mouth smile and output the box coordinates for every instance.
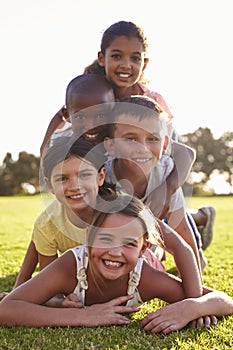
[67,193,85,199]
[103,259,123,268]
[132,157,152,164]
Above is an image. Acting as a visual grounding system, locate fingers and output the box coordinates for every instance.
[62,293,84,308]
[107,294,135,306]
[141,316,179,334]
[113,315,133,325]
[190,315,218,329]
[62,300,84,308]
[66,293,80,302]
[210,315,218,325]
[141,308,188,334]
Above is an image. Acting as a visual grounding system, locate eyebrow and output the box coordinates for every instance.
[52,167,95,178]
[110,49,142,55]
[78,168,96,173]
[117,131,160,138]
[97,232,139,243]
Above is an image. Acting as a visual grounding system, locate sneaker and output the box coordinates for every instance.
[198,206,216,250]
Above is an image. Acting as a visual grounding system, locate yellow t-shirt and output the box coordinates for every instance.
[32,200,86,256]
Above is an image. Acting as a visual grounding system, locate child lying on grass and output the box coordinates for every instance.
[0,194,232,334]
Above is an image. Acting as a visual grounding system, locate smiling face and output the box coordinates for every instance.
[98,36,148,90]
[48,155,105,214]
[89,212,147,281]
[105,113,168,178]
[68,84,115,145]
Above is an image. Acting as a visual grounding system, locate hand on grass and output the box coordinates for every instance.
[61,293,83,308]
[190,315,217,329]
[79,295,139,326]
[141,300,193,334]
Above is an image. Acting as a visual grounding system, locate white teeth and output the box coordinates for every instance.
[119,73,130,78]
[85,133,99,139]
[134,158,150,163]
[104,260,122,267]
[69,194,84,199]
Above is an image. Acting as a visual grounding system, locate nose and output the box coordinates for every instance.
[72,117,96,133]
[84,118,96,131]
[120,57,132,69]
[135,140,149,152]
[108,246,122,257]
[69,177,80,190]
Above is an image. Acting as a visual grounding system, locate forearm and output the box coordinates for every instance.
[0,295,138,328]
[186,291,233,319]
[0,299,89,327]
[171,218,202,274]
[13,241,38,288]
[159,220,202,297]
[44,294,65,308]
[173,245,202,298]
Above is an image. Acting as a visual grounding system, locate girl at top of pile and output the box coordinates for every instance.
[40,21,215,251]
[82,20,214,264]
[0,194,232,333]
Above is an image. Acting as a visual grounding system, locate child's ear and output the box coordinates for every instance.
[104,137,116,156]
[98,167,106,186]
[44,177,54,194]
[142,57,149,71]
[139,241,149,257]
[162,135,169,154]
[98,51,105,67]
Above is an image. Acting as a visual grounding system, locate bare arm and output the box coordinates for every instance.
[13,240,38,288]
[141,289,233,334]
[157,219,202,297]
[38,251,66,307]
[40,106,69,157]
[0,251,138,327]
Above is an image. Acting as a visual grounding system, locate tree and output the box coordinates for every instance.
[180,128,233,193]
[0,152,40,196]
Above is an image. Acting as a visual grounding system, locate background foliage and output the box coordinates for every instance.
[0,128,232,196]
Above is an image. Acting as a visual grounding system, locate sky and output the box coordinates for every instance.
[1,0,232,164]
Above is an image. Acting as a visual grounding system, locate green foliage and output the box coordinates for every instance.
[180,128,233,191]
[0,152,40,196]
[0,195,233,349]
[1,128,233,196]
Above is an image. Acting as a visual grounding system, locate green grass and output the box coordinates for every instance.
[0,195,232,350]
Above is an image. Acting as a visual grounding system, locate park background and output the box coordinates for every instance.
[0,2,233,348]
[0,0,232,196]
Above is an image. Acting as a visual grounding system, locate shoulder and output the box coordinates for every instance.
[69,245,89,274]
[138,82,159,100]
[34,199,62,226]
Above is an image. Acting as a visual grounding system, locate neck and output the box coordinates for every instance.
[113,159,147,199]
[66,206,93,228]
[85,265,129,305]
[114,83,143,100]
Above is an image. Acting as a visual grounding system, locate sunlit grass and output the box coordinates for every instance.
[0,195,232,349]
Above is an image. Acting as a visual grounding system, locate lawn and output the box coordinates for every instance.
[0,195,232,350]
